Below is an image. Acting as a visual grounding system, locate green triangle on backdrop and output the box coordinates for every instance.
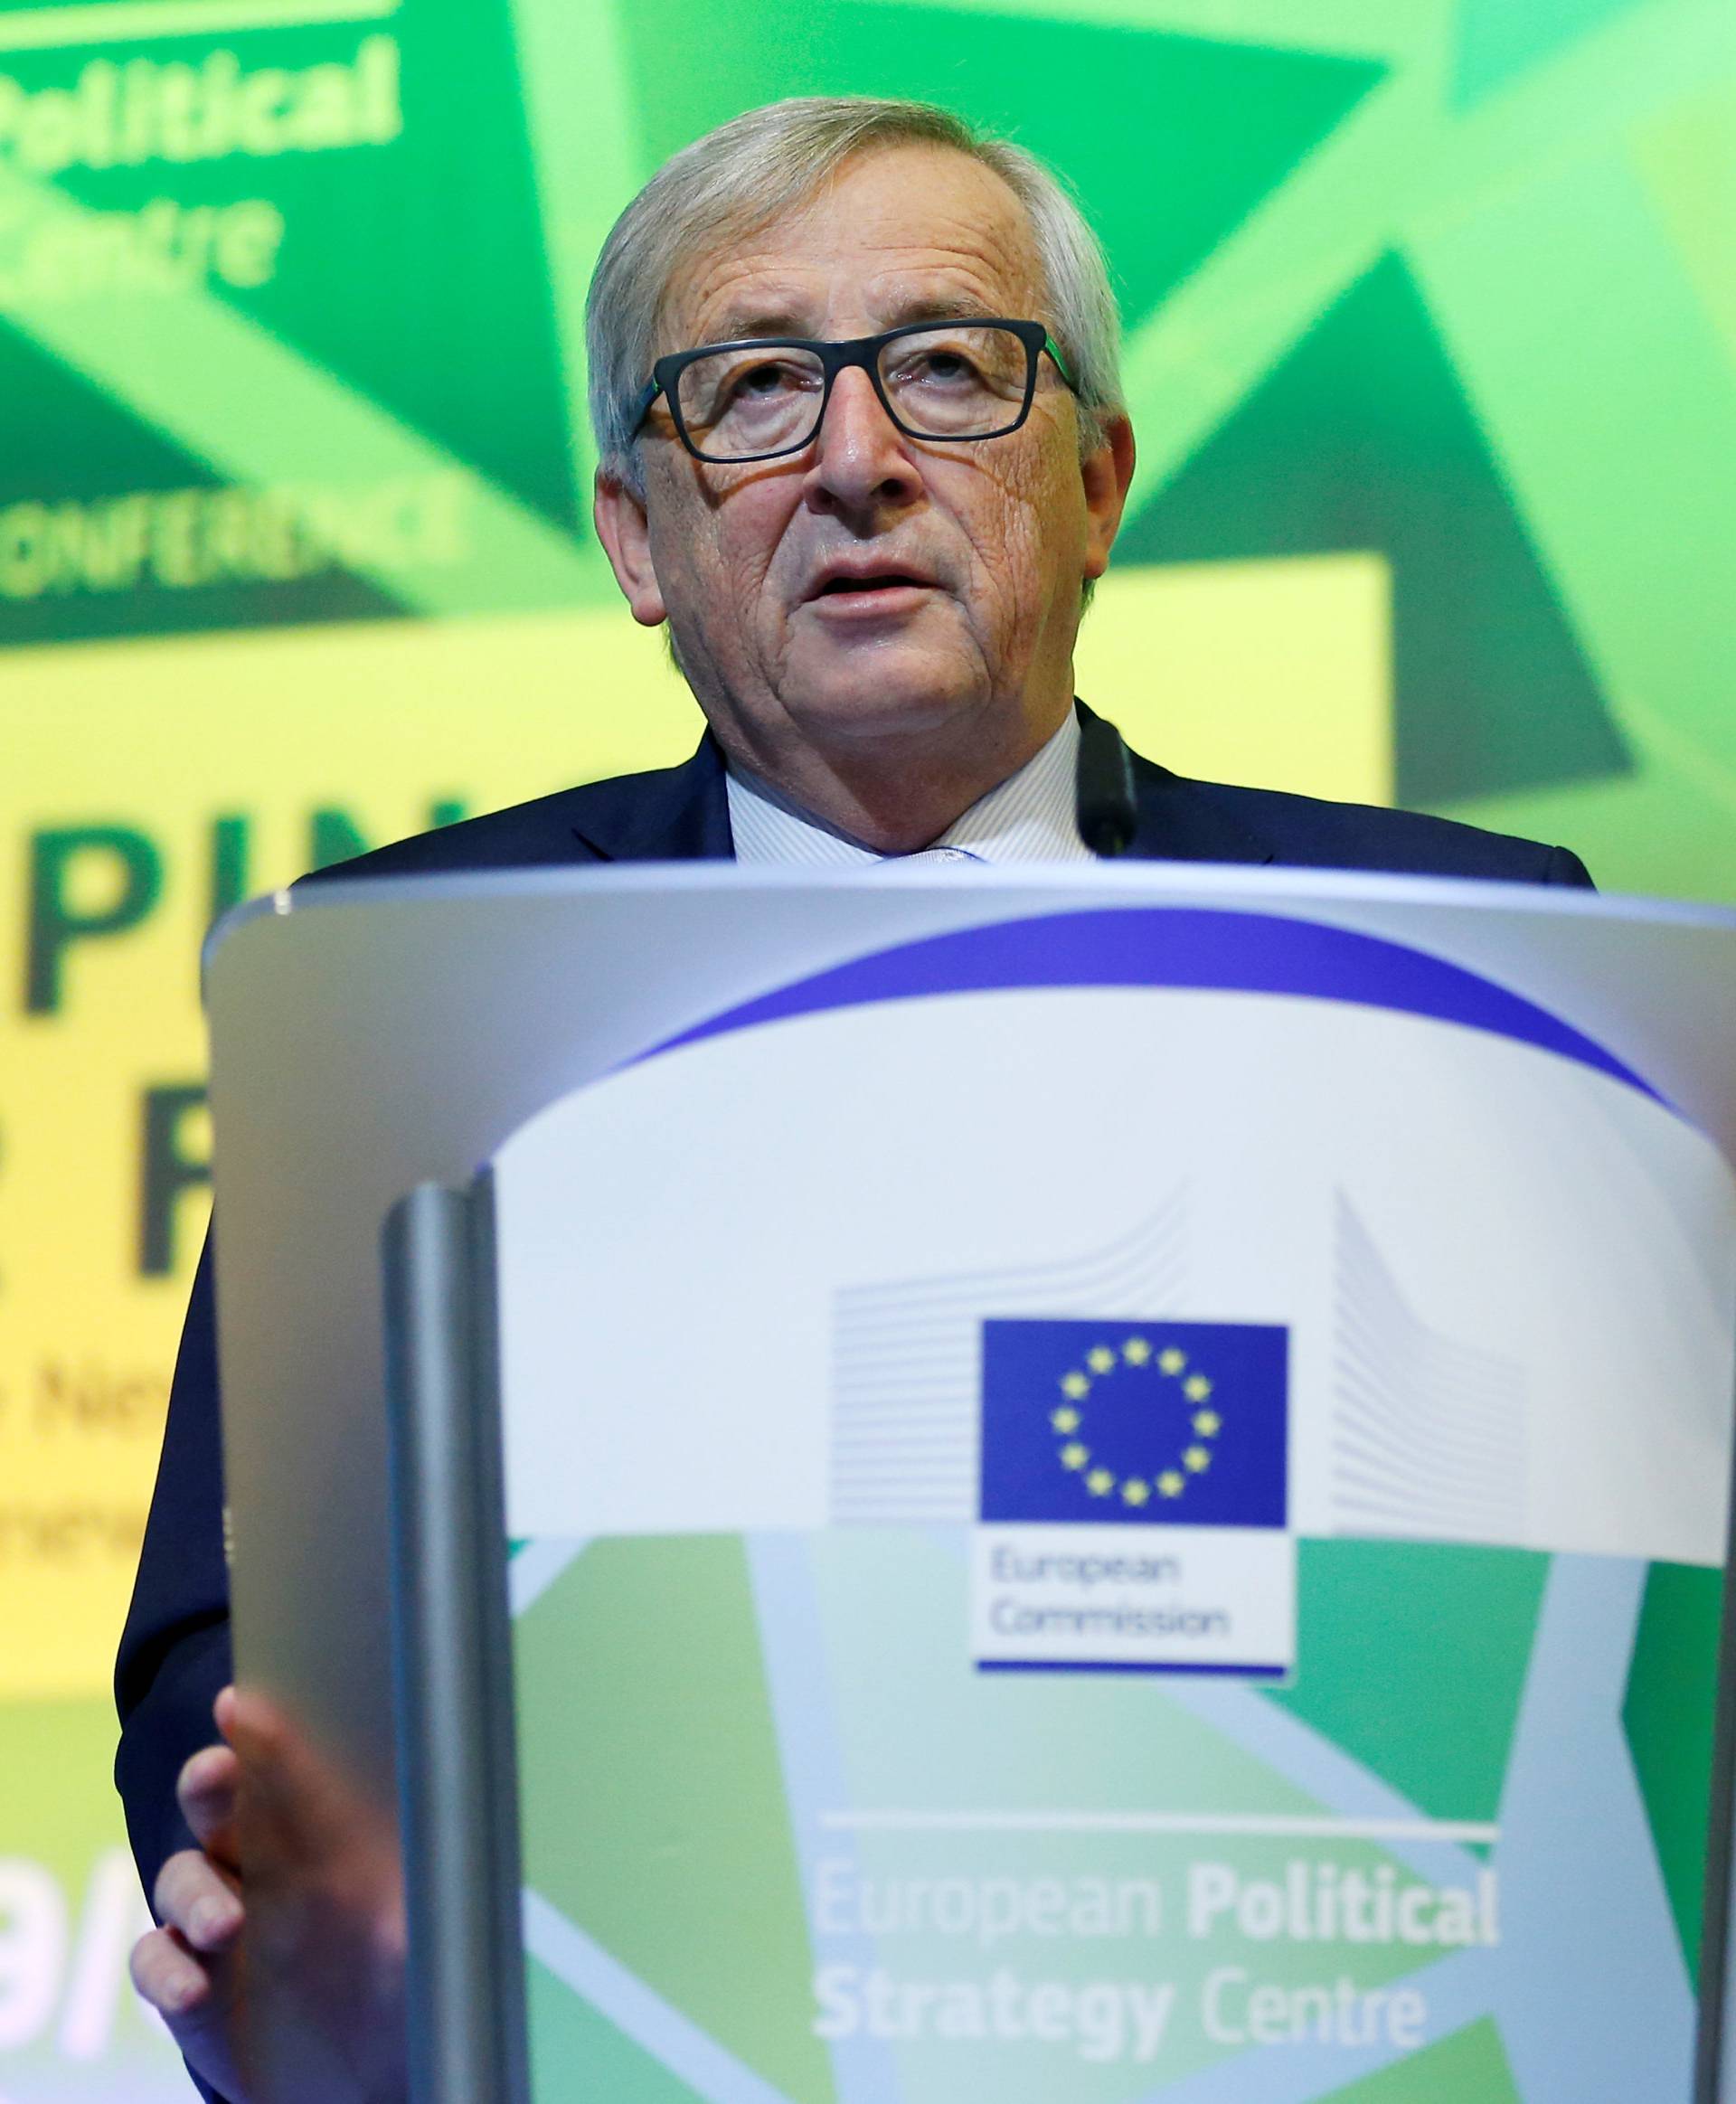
[184,0,580,533]
[0,318,400,646]
[1117,251,1632,806]
[1454,0,1645,109]
[619,0,1381,334]
[24,0,582,537]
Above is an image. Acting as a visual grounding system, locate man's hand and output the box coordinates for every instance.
[129,1685,407,2104]
[130,1685,250,2098]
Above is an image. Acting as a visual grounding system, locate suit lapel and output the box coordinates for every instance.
[567,733,734,862]
[1122,750,1277,865]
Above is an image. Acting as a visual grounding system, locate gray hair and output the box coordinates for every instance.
[586,96,1125,492]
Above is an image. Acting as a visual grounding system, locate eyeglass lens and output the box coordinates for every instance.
[675,324,1033,459]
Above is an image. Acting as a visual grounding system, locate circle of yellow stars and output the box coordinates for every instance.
[1051,1336,1222,1507]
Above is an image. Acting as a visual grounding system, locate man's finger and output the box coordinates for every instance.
[176,1741,241,1865]
[130,1922,214,2018]
[153,1848,243,1954]
[129,1926,245,2099]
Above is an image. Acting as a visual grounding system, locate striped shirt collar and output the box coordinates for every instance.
[725,710,1092,866]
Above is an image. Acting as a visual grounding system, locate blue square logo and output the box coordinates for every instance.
[979,1319,1288,1529]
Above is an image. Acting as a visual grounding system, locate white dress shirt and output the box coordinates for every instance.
[725,710,1094,866]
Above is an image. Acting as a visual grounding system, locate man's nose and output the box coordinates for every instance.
[801,364,922,515]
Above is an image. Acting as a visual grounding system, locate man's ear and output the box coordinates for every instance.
[1080,414,1136,583]
[593,470,667,627]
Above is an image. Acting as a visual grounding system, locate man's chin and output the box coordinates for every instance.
[778,640,985,745]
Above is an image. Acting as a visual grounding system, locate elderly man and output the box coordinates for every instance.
[118,93,1590,2099]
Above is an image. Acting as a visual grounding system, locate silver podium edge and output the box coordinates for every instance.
[382,1177,526,2104]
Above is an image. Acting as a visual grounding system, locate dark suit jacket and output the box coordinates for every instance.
[113,712,1591,2066]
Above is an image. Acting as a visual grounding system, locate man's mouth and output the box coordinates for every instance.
[806,567,938,610]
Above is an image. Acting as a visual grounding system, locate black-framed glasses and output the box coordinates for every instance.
[633,318,1077,464]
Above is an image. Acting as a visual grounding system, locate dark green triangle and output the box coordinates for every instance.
[1621,1561,1723,1985]
[623,1,1381,332]
[1117,252,1632,805]
[0,320,400,650]
[1266,1542,1547,1827]
[32,0,577,537]
[257,0,576,532]
[1454,0,1644,109]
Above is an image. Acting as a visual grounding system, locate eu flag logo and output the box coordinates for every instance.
[979,1320,1288,1529]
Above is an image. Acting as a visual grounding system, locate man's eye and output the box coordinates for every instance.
[721,358,818,404]
[900,349,979,385]
[731,361,797,397]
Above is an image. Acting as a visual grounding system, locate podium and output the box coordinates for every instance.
[205,863,1736,2104]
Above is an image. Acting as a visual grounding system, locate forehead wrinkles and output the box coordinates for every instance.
[658,151,1045,351]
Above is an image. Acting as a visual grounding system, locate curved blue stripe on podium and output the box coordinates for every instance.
[645,907,1663,1107]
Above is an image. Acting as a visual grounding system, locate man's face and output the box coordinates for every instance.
[597,145,1132,788]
